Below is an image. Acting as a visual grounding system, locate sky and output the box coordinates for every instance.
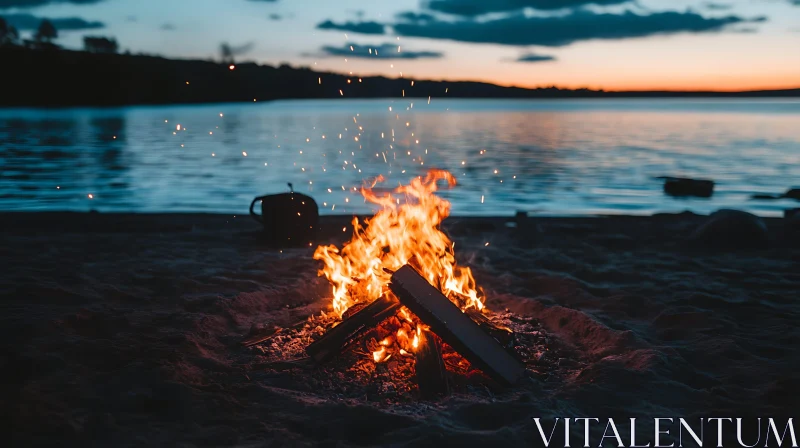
[2,0,799,91]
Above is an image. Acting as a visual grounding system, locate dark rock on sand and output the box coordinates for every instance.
[750,188,800,201]
[751,193,783,200]
[689,209,769,249]
[785,209,800,243]
[660,177,714,198]
[785,188,800,201]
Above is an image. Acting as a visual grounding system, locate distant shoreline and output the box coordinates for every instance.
[2,47,799,107]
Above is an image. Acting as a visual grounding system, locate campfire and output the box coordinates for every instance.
[245,170,548,398]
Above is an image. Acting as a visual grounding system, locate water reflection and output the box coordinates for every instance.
[0,99,799,216]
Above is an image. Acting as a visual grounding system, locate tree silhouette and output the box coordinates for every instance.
[0,17,20,47]
[84,36,119,54]
[35,19,57,43]
[219,41,254,65]
[220,42,234,65]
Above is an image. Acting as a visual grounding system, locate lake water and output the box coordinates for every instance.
[1,99,799,217]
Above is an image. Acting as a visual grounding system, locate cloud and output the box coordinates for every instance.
[3,13,104,30]
[159,23,176,31]
[247,0,277,2]
[268,13,281,20]
[392,10,760,47]
[515,53,556,62]
[395,11,437,22]
[703,2,733,10]
[318,42,442,59]
[0,0,103,7]
[424,0,630,16]
[316,19,385,35]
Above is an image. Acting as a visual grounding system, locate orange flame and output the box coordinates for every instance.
[314,169,485,319]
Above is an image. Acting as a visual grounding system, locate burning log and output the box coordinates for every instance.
[306,295,402,363]
[389,265,526,385]
[415,330,450,398]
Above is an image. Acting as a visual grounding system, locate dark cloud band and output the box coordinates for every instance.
[424,0,628,16]
[0,0,102,7]
[3,13,104,30]
[316,19,385,35]
[393,10,758,47]
[516,53,556,62]
[319,42,442,59]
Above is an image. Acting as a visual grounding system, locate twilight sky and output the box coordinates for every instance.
[2,0,799,91]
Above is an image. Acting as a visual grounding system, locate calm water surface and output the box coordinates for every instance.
[1,99,799,216]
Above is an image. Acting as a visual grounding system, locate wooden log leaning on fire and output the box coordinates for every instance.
[415,330,450,398]
[306,295,402,363]
[389,265,526,385]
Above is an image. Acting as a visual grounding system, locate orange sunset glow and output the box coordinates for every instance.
[5,0,798,92]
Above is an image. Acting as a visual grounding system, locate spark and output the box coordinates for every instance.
[242,151,247,157]
[88,194,94,199]
[481,195,485,204]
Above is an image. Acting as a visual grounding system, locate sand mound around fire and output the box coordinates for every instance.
[1,212,797,446]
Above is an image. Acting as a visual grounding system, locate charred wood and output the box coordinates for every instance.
[415,331,450,398]
[306,295,402,363]
[389,265,526,385]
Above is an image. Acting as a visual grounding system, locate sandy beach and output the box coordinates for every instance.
[1,211,798,447]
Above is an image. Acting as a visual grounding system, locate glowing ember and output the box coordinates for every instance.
[314,169,485,361]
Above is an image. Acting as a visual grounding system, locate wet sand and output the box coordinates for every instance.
[1,212,798,447]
